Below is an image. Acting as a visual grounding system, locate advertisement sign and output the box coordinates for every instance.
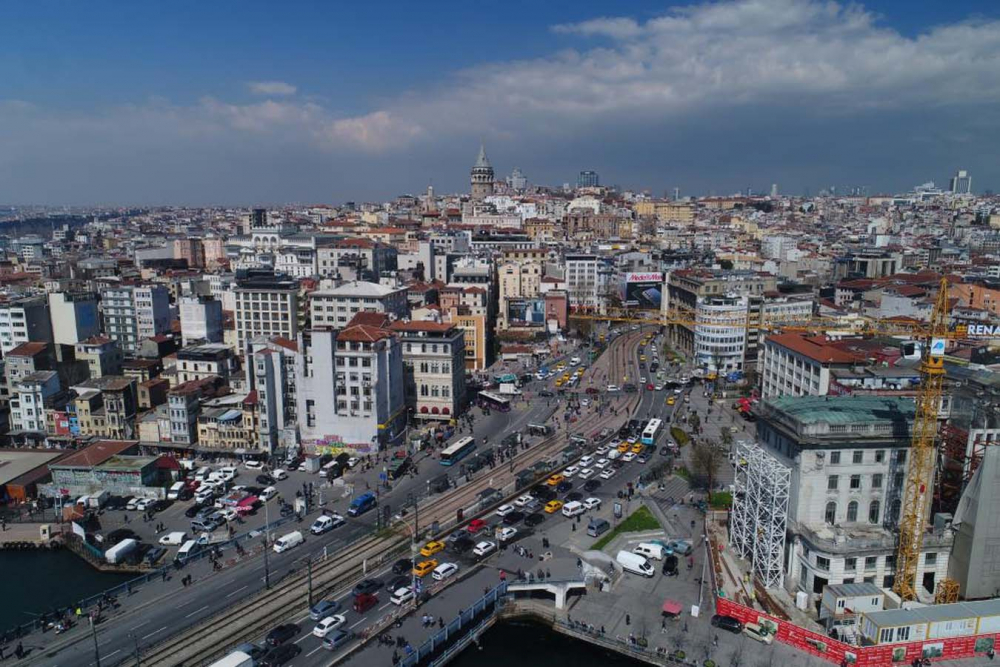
[930,338,946,357]
[506,298,546,326]
[621,272,664,309]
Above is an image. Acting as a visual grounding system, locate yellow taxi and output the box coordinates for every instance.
[546,473,565,487]
[639,355,647,362]
[555,379,564,387]
[617,442,630,454]
[562,373,571,382]
[420,540,445,557]
[575,368,585,377]
[666,396,676,406]
[413,559,438,578]
[544,500,564,514]
[631,442,643,454]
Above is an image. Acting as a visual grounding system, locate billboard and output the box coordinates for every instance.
[506,298,546,326]
[621,272,664,309]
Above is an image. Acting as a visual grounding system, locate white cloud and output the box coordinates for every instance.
[248,80,298,96]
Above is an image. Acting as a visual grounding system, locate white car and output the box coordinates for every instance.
[606,384,620,392]
[577,468,594,480]
[639,377,647,384]
[579,455,595,467]
[473,540,496,557]
[390,587,415,606]
[313,614,347,637]
[126,497,140,510]
[595,458,609,469]
[581,398,590,407]
[622,452,637,463]
[244,459,263,470]
[497,527,518,542]
[218,467,238,481]
[272,468,288,481]
[347,457,360,468]
[432,562,459,581]
[674,388,683,394]
[514,494,534,508]
[583,497,602,510]
[219,508,239,523]
[135,498,154,511]
[655,384,665,391]
[495,504,515,517]
[595,445,609,456]
[562,466,579,478]
[259,486,278,501]
[600,468,616,480]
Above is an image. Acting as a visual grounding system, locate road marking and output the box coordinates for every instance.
[294,633,311,644]
[378,602,393,611]
[129,621,149,631]
[184,605,209,618]
[176,597,197,608]
[226,585,248,598]
[142,626,167,640]
[349,617,368,629]
[297,612,312,623]
[306,644,326,657]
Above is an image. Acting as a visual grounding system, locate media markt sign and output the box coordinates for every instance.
[930,338,946,357]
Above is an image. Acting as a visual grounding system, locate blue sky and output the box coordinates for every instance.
[2,0,1000,204]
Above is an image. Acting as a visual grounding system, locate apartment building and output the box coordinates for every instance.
[0,296,53,356]
[179,295,224,345]
[755,395,950,597]
[234,271,300,346]
[316,238,398,281]
[248,336,301,453]
[309,280,408,330]
[390,321,466,421]
[760,333,866,399]
[10,371,61,433]
[565,254,602,311]
[75,336,124,379]
[71,376,139,440]
[48,292,100,346]
[100,285,171,355]
[498,260,542,330]
[173,343,239,385]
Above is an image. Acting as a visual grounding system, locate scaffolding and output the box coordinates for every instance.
[730,441,791,590]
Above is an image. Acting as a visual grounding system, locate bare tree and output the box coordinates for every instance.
[688,412,701,432]
[691,440,725,501]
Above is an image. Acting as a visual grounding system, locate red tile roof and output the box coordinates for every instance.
[337,324,393,343]
[53,440,138,468]
[347,312,390,328]
[270,336,299,352]
[389,321,454,333]
[6,342,49,357]
[765,333,862,364]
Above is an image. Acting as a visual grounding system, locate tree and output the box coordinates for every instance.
[720,428,733,447]
[691,441,725,501]
[688,412,701,432]
[719,259,734,270]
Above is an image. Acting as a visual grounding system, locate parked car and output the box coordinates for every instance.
[244,459,263,470]
[583,497,602,510]
[256,474,276,486]
[711,614,743,633]
[743,622,773,644]
[667,540,693,555]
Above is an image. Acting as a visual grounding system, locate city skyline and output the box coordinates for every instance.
[2,0,1000,204]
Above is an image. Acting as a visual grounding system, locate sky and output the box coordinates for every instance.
[2,0,1000,205]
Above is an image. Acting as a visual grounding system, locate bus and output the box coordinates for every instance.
[478,391,512,413]
[440,437,477,466]
[641,418,663,446]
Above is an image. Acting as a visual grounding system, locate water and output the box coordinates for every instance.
[451,619,645,667]
[0,549,133,631]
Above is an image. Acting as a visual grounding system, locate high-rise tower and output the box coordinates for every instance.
[470,144,494,202]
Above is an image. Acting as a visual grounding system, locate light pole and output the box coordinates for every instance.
[301,555,314,608]
[129,631,141,666]
[263,498,271,590]
[89,615,101,667]
[407,493,420,598]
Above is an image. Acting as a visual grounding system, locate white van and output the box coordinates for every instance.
[177,540,202,563]
[616,550,655,577]
[273,530,304,554]
[167,481,186,500]
[561,501,586,518]
[570,357,581,366]
[194,466,212,482]
[633,542,665,561]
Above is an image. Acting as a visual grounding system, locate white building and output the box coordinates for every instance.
[10,370,60,433]
[179,296,224,346]
[309,280,408,330]
[754,395,951,600]
[694,294,749,373]
[0,297,53,356]
[565,254,601,311]
[760,333,863,399]
[390,321,466,421]
[101,285,171,354]
[248,336,301,454]
[48,292,100,346]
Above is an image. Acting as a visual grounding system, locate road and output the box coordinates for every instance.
[23,329,656,666]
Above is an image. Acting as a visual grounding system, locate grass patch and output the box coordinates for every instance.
[675,466,691,481]
[670,426,690,446]
[710,491,733,510]
[592,505,661,550]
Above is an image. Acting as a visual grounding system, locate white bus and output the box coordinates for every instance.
[441,437,477,466]
[641,418,662,446]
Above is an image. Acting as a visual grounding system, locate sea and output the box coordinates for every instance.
[0,550,133,631]
[451,619,645,667]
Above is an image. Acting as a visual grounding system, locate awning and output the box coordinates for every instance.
[662,600,683,615]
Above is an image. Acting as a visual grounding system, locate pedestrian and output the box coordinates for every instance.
[439,617,444,629]
[625,613,631,626]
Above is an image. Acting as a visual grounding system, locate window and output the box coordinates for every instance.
[850,474,861,490]
[827,475,839,490]
[825,502,837,524]
[853,450,864,464]
[829,451,841,464]
[875,450,885,463]
[869,500,881,524]
[845,557,857,571]
[865,556,878,571]
[895,449,907,464]
[925,553,937,566]
[872,473,883,489]
[815,555,830,571]
[847,501,858,522]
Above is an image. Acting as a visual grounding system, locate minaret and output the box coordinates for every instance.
[470,143,495,202]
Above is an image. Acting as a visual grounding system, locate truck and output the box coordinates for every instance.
[207,650,254,667]
[499,383,521,395]
[105,538,139,565]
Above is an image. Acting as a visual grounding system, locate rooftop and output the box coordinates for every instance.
[6,342,50,357]
[311,280,404,298]
[52,440,138,469]
[863,598,1000,629]
[0,449,65,486]
[763,395,915,426]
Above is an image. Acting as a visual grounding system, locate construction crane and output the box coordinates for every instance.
[570,277,989,604]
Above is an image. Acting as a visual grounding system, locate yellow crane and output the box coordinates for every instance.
[570,277,978,603]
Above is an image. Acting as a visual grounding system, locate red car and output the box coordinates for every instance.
[646,383,655,390]
[467,519,487,534]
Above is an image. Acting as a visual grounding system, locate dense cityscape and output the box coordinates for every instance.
[4,1,1000,667]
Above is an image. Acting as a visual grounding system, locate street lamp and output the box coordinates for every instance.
[129,631,141,666]
[263,497,271,589]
